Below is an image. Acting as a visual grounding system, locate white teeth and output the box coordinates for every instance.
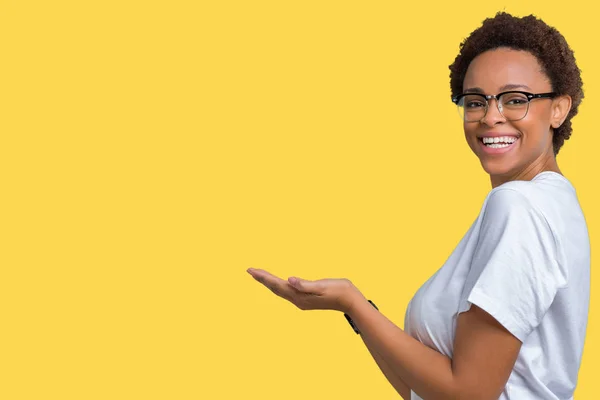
[482,136,517,144]
[486,143,510,148]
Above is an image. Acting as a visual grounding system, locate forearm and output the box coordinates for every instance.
[348,296,458,400]
[361,333,411,399]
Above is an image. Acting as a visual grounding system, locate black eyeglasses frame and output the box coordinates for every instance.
[451,91,557,122]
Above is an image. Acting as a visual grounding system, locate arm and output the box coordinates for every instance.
[345,189,563,399]
[361,333,411,399]
[347,293,521,400]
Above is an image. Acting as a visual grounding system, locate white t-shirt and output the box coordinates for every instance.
[405,171,590,400]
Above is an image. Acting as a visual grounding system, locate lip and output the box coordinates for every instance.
[478,136,519,155]
[477,132,520,139]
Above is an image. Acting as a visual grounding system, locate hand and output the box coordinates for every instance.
[247,268,365,314]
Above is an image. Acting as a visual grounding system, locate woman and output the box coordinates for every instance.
[247,12,589,400]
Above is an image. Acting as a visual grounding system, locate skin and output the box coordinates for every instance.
[463,47,572,188]
[247,48,573,399]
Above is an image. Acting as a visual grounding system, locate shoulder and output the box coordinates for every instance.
[474,184,565,281]
[479,184,557,244]
[483,177,577,227]
[483,183,540,218]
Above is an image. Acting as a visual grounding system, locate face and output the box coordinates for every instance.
[461,48,568,182]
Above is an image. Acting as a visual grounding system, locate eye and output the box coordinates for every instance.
[502,94,529,106]
[466,101,486,109]
[505,98,528,105]
[461,94,486,109]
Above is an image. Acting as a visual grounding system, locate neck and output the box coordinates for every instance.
[490,150,561,189]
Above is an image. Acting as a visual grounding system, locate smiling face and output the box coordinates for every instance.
[462,48,570,186]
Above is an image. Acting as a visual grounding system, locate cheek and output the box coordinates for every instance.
[514,111,553,145]
[463,125,478,149]
[463,122,477,138]
[518,123,551,145]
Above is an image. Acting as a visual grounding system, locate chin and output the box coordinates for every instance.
[479,158,516,177]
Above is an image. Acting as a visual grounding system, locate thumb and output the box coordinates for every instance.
[288,277,320,293]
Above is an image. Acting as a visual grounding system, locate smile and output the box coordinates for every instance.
[478,135,519,154]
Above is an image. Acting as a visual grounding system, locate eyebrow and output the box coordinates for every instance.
[463,84,533,93]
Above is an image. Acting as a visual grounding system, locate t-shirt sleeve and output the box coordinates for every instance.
[458,188,567,342]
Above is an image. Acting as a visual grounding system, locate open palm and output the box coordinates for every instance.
[247,268,364,313]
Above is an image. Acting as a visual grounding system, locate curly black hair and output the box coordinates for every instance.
[449,12,584,155]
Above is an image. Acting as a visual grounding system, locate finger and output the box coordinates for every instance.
[268,283,297,303]
[249,269,282,285]
[251,271,298,301]
[247,269,279,285]
[288,277,323,295]
[247,268,272,279]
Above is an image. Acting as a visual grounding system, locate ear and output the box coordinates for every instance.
[550,95,572,129]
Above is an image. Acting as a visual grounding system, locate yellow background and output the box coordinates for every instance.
[1,1,598,398]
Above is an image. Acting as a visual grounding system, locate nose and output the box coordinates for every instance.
[479,98,506,127]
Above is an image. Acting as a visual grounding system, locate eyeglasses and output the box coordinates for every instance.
[451,91,556,122]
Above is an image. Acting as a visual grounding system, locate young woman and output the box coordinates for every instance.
[247,12,589,400]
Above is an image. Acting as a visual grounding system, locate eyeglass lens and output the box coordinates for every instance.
[457,92,530,122]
